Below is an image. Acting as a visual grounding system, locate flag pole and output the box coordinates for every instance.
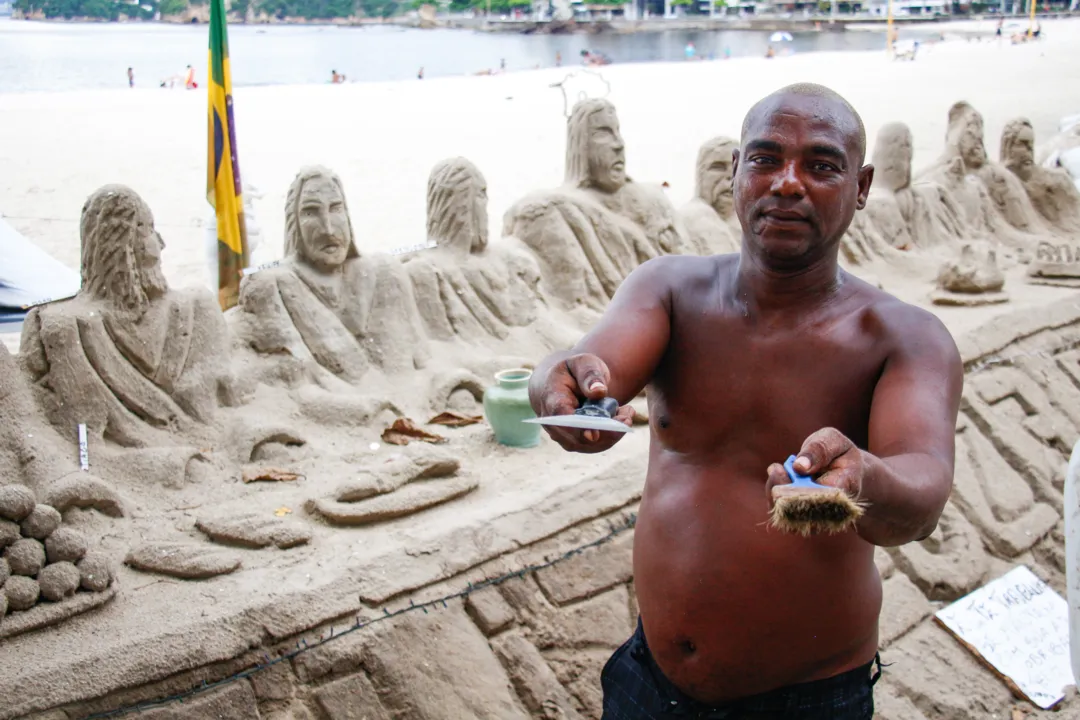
[207,0,249,311]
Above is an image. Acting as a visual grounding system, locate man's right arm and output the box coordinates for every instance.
[528,257,674,452]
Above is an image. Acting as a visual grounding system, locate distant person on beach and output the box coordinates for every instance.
[417,67,424,80]
[528,82,962,720]
[500,58,506,72]
[765,44,776,58]
[127,67,134,88]
[685,42,696,60]
[556,50,562,67]
[331,70,345,84]
[184,65,197,90]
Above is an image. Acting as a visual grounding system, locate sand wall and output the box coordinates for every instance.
[6,294,1080,720]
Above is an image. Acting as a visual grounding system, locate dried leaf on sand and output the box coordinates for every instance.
[428,411,483,427]
[242,468,303,484]
[381,418,448,446]
[274,506,292,517]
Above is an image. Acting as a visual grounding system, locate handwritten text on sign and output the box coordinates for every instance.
[935,565,1071,709]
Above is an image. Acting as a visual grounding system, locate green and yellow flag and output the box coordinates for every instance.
[207,0,248,311]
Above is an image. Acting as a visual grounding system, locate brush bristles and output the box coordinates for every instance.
[769,486,866,537]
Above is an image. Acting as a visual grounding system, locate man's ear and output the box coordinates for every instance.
[856,164,874,210]
[731,148,741,177]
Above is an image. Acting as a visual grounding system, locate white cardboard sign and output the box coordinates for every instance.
[935,565,1071,709]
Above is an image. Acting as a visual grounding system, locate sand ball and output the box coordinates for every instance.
[5,538,46,577]
[0,557,9,587]
[20,504,62,540]
[4,575,40,611]
[45,528,88,564]
[0,485,36,522]
[0,519,19,550]
[78,552,113,592]
[38,562,81,602]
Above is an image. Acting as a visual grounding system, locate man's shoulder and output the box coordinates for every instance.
[847,278,959,357]
[623,253,726,299]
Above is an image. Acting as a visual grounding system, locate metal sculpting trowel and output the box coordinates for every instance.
[523,397,631,433]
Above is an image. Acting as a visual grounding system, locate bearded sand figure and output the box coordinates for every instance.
[863,122,968,252]
[404,158,542,342]
[235,166,429,386]
[502,98,685,311]
[19,185,236,450]
[1001,118,1080,236]
[918,102,1051,248]
[677,136,741,256]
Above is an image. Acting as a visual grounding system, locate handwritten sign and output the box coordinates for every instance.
[389,241,437,257]
[935,565,1071,709]
[241,260,281,277]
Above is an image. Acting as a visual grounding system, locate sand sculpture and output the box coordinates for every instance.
[19,186,239,453]
[234,166,429,388]
[917,102,1057,249]
[503,98,686,310]
[1001,118,1080,237]
[0,483,116,640]
[677,136,741,256]
[931,241,1008,306]
[404,158,542,343]
[863,122,968,253]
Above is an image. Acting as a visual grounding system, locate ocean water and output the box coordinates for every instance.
[0,17,920,93]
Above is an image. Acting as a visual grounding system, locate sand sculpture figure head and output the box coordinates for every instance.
[946,102,988,170]
[285,165,359,273]
[695,136,738,218]
[426,157,489,255]
[872,122,913,192]
[79,184,169,319]
[1001,118,1036,182]
[565,98,627,193]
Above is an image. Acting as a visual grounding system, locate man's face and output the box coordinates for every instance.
[297,176,351,271]
[700,144,736,215]
[586,109,627,193]
[1005,125,1035,181]
[956,114,986,168]
[732,95,872,264]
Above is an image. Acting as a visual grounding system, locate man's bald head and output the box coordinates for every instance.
[740,83,866,165]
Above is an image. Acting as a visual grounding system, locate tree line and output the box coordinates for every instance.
[12,0,548,20]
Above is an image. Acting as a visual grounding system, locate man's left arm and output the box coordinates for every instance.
[789,306,964,547]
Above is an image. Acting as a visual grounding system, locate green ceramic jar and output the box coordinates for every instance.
[483,368,541,448]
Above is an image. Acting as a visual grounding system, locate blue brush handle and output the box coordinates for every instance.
[783,455,828,489]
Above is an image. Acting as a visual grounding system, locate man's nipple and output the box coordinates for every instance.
[658,416,670,430]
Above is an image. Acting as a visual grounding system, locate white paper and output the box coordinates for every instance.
[77,423,89,471]
[935,565,1071,709]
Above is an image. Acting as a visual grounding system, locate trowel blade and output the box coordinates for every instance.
[523,415,631,433]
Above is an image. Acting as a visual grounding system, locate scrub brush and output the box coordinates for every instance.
[769,455,865,536]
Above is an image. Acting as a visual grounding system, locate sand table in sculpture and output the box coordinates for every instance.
[0,484,116,639]
[404,158,543,343]
[503,99,685,311]
[677,136,740,256]
[18,186,236,461]
[931,241,1009,307]
[234,166,429,388]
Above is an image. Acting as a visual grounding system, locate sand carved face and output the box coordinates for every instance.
[1001,119,1036,182]
[948,103,987,170]
[586,108,627,193]
[566,99,628,193]
[426,157,488,255]
[872,123,913,192]
[80,184,169,317]
[695,137,737,217]
[285,167,358,274]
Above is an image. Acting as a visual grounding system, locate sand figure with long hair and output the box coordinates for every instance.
[404,158,542,342]
[862,122,969,253]
[1001,118,1080,236]
[235,166,428,386]
[19,185,236,450]
[503,98,685,311]
[677,136,741,256]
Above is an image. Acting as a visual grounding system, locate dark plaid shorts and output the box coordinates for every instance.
[601,619,882,719]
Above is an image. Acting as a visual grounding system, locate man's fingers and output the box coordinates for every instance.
[794,427,852,474]
[565,354,612,399]
[614,404,635,426]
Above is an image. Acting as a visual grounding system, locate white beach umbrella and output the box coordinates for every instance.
[0,214,80,326]
[770,31,794,42]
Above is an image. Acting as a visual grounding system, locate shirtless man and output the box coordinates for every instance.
[529,83,963,718]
